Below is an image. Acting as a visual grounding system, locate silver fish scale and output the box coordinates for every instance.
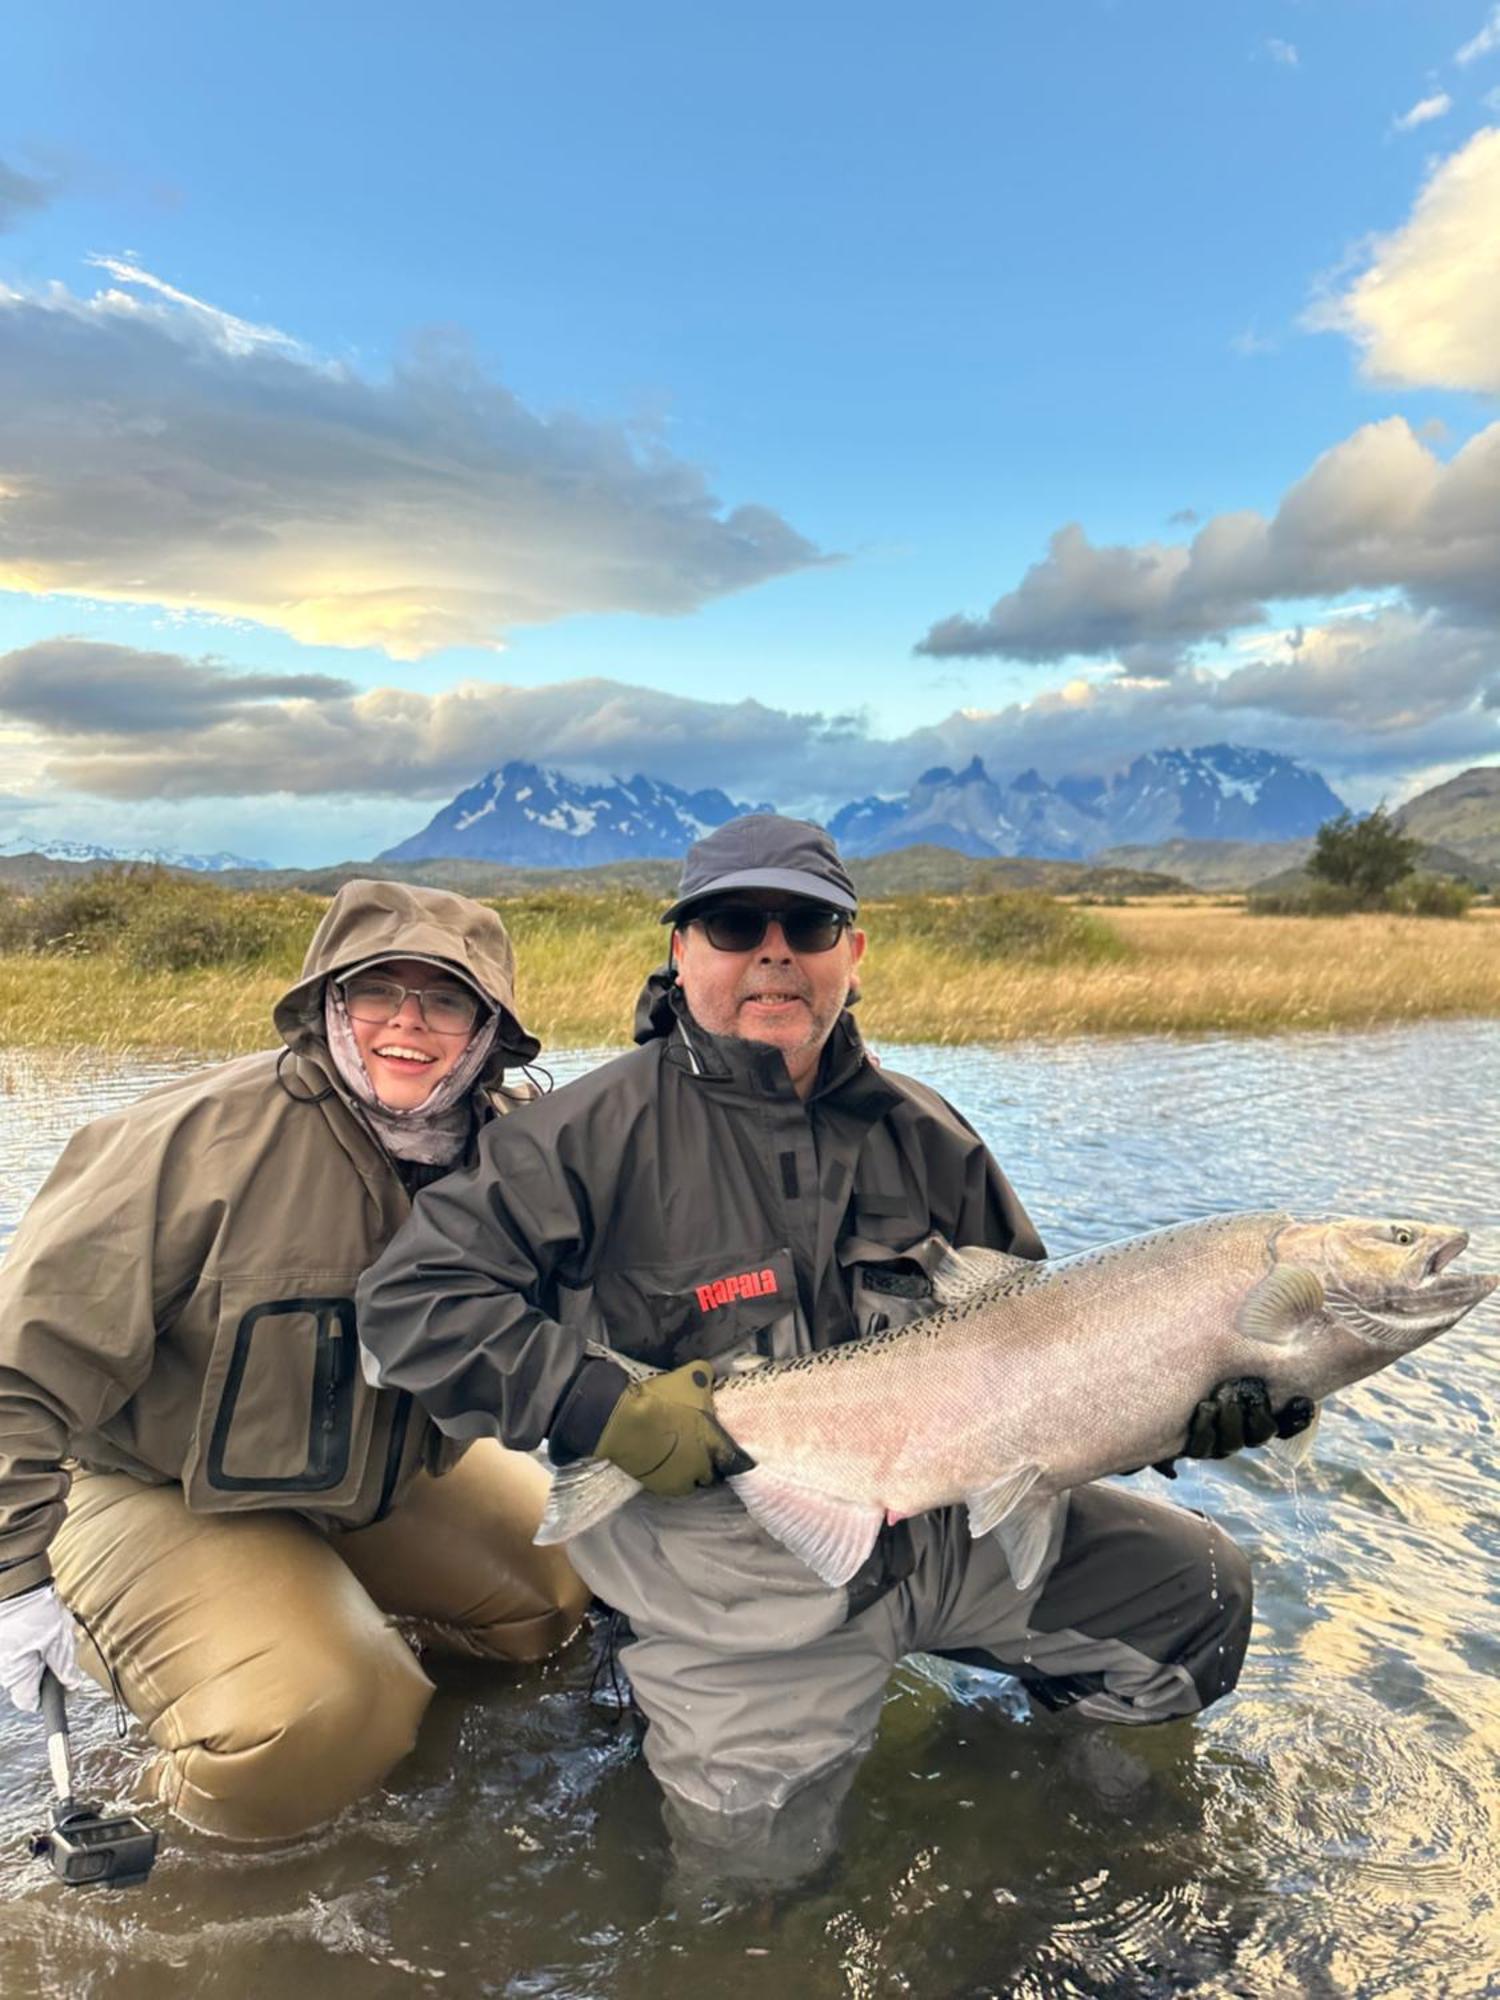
[714,1212,1296,1517]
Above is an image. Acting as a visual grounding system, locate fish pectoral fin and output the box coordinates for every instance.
[728,1466,883,1589]
[964,1462,1045,1537]
[1268,1404,1322,1469]
[1236,1264,1325,1346]
[987,1491,1065,1595]
[966,1466,1060,1591]
[535,1457,642,1545]
[931,1242,1038,1307]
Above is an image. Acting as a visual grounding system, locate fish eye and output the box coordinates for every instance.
[1392,1227,1414,1246]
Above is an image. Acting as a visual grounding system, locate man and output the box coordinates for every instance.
[357,818,1300,1864]
[0,881,588,1840]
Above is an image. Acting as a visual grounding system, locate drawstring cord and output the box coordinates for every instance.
[587,1607,640,1728]
[68,1600,131,1741]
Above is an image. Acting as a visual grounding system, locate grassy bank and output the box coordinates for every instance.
[865,902,1499,1043]
[0,873,1495,1056]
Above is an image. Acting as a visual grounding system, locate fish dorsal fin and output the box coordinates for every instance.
[932,1243,1037,1308]
[729,1467,882,1589]
[1268,1404,1322,1469]
[965,1461,1045,1537]
[1236,1264,1325,1346]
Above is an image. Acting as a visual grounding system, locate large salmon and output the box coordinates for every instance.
[536,1212,1497,1590]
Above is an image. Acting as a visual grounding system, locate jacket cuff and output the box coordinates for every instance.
[0,1553,54,1602]
[547,1357,631,1463]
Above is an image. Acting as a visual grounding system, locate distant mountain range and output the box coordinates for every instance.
[830,745,1343,861]
[378,762,772,867]
[376,744,1345,869]
[0,834,270,872]
[12,755,1497,887]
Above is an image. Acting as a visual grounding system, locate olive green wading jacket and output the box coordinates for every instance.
[0,879,539,1603]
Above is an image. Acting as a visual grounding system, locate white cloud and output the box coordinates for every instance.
[0,264,826,658]
[0,631,1493,828]
[917,417,1500,663]
[1391,92,1453,132]
[1456,5,1500,63]
[1266,39,1299,67]
[1308,127,1500,390]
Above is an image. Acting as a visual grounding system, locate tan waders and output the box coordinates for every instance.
[51,1443,589,1842]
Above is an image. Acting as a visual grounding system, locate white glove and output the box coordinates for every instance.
[0,1582,83,1713]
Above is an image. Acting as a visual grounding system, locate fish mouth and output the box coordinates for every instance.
[1424,1231,1469,1280]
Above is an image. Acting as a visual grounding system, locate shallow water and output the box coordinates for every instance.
[1,1027,1497,1999]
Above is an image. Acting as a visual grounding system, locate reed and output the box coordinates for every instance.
[0,887,1494,1057]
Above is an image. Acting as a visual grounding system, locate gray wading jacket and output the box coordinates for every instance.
[357,975,1045,1601]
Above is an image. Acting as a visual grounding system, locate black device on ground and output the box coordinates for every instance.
[27,1667,159,1888]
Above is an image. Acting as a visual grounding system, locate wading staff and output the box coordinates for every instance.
[28,1667,159,1888]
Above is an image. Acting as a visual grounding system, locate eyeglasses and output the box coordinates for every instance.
[690,905,851,954]
[340,976,483,1035]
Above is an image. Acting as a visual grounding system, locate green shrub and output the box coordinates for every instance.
[873,891,1126,964]
[118,883,322,973]
[1247,881,1366,917]
[9,867,168,954]
[1388,873,1474,919]
[1307,805,1422,899]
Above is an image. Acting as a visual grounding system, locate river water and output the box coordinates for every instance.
[0,1026,1496,1999]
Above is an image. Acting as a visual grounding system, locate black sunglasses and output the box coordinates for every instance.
[689,904,851,954]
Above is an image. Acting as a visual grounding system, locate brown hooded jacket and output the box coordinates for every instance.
[0,879,538,1601]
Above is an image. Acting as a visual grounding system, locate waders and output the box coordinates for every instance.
[28,1668,159,1888]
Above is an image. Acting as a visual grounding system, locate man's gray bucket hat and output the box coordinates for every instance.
[661,813,858,926]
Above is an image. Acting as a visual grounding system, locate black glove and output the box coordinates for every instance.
[594,1361,754,1497]
[1152,1376,1315,1479]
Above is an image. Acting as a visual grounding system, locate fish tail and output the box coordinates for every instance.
[535,1456,642,1544]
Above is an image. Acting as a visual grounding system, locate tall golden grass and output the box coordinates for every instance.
[0,891,1493,1056]
[861,902,1500,1043]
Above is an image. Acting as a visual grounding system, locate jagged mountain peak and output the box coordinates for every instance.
[377,761,771,868]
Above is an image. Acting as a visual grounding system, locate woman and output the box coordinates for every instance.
[0,878,588,1840]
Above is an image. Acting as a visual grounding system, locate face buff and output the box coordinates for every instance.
[323,979,501,1166]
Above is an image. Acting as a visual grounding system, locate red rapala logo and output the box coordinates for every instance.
[695,1267,781,1314]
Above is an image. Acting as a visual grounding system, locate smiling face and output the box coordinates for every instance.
[673,890,866,1097]
[342,956,481,1110]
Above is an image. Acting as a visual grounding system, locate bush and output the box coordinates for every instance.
[118,883,322,973]
[1307,806,1421,901]
[1247,881,1365,917]
[872,891,1126,964]
[1388,873,1474,919]
[1248,874,1473,918]
[7,867,167,954]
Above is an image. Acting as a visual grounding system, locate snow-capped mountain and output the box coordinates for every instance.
[378,761,772,867]
[830,757,1102,860]
[1102,745,1344,846]
[830,746,1342,860]
[0,835,270,871]
[373,746,1343,870]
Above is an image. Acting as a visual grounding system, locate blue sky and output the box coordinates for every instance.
[2,2,1498,861]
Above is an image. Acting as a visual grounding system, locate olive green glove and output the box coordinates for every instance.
[595,1361,754,1497]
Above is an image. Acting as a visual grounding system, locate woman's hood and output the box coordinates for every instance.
[275,878,541,1080]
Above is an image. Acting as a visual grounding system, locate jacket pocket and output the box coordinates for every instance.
[186,1279,379,1508]
[594,1245,801,1369]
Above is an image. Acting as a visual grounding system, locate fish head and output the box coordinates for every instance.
[1276,1216,1499,1356]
